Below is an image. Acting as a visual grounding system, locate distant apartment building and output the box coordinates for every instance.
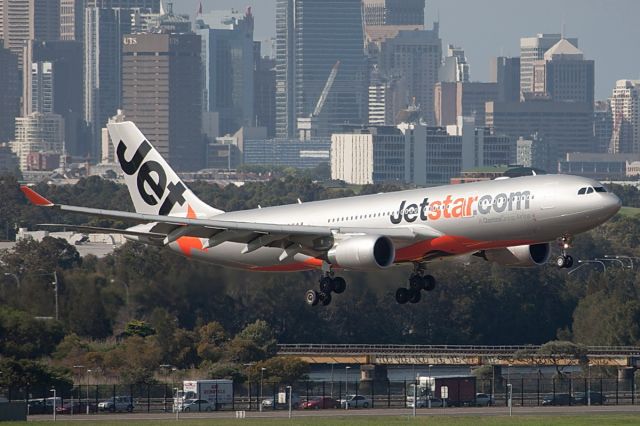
[439,44,469,83]
[610,80,640,154]
[122,32,204,171]
[520,33,577,96]
[516,135,553,172]
[275,0,367,138]
[362,0,425,26]
[434,82,499,127]
[594,100,613,153]
[197,9,254,137]
[486,99,595,158]
[531,39,594,106]
[0,42,20,142]
[0,0,60,70]
[331,126,406,185]
[11,112,65,171]
[373,26,442,125]
[490,56,520,102]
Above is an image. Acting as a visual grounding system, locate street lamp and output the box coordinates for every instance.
[286,385,292,419]
[410,384,416,417]
[259,367,266,412]
[330,362,335,398]
[345,366,351,410]
[173,387,180,420]
[50,388,56,422]
[507,363,512,416]
[588,363,593,406]
[428,364,433,408]
[86,369,92,414]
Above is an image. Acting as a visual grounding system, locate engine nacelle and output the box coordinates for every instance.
[483,243,551,267]
[327,235,395,270]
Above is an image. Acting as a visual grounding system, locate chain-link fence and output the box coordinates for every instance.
[5,376,639,415]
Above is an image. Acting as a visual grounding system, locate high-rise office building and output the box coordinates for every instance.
[362,0,425,26]
[197,9,254,137]
[254,49,276,137]
[520,33,577,96]
[122,32,204,171]
[0,41,20,142]
[610,80,640,154]
[594,100,613,154]
[375,26,441,124]
[368,69,406,125]
[490,56,520,102]
[30,61,54,113]
[531,39,594,105]
[486,99,595,157]
[440,44,469,83]
[11,112,65,170]
[275,0,367,138]
[0,0,61,70]
[434,82,499,127]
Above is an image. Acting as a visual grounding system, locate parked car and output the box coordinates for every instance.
[178,399,215,412]
[261,394,301,410]
[407,397,443,408]
[339,395,372,409]
[542,393,572,406]
[301,397,339,409]
[475,393,495,406]
[98,395,134,412]
[573,391,606,405]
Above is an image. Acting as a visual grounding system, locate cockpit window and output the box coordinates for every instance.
[586,187,594,194]
[578,188,586,195]
[594,186,607,193]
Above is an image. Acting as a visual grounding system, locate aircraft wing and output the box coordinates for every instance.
[21,186,441,251]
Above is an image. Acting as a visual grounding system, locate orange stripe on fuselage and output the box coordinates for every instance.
[251,257,323,272]
[176,205,207,256]
[395,236,535,262]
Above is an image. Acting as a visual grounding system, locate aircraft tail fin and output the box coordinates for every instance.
[107,121,223,218]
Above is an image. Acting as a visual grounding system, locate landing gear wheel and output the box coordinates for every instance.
[565,255,574,268]
[422,275,436,291]
[305,289,319,306]
[319,276,334,293]
[409,275,424,291]
[319,292,332,306]
[555,255,567,268]
[395,288,410,304]
[332,277,346,294]
[408,289,421,304]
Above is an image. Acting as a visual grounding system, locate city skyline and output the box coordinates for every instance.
[175,0,640,100]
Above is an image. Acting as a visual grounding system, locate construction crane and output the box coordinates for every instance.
[297,61,340,140]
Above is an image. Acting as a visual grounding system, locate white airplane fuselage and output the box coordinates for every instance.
[166,174,621,271]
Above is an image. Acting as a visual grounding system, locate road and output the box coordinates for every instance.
[28,404,640,421]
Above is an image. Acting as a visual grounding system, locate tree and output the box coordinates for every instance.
[249,357,308,384]
[124,320,156,338]
[537,340,587,377]
[196,322,228,362]
[0,306,65,359]
[0,358,73,394]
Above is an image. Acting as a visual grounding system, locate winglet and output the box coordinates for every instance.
[20,186,54,207]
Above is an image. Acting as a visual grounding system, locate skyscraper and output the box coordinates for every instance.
[439,44,469,83]
[520,33,577,96]
[0,41,20,142]
[490,56,520,102]
[593,100,612,153]
[0,0,61,70]
[254,49,276,137]
[610,80,640,154]
[362,0,425,26]
[197,8,254,137]
[30,61,54,113]
[275,0,367,138]
[122,32,204,171]
[531,39,594,105]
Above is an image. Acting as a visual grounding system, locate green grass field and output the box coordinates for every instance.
[618,206,640,217]
[4,415,640,426]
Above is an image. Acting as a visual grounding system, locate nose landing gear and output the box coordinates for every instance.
[555,236,574,268]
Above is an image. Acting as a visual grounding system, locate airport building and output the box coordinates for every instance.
[331,126,406,185]
[362,0,425,26]
[558,152,637,180]
[519,33,578,96]
[610,80,640,154]
[122,32,204,171]
[275,0,367,138]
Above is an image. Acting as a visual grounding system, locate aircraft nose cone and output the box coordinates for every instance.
[607,193,622,215]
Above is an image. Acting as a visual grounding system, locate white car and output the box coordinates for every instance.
[407,397,443,408]
[475,393,495,407]
[178,399,214,412]
[261,394,301,409]
[339,395,371,408]
[98,396,134,412]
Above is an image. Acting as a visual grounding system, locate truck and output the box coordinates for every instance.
[407,375,476,408]
[174,380,233,411]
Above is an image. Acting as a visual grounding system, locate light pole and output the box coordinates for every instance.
[50,388,56,422]
[286,385,292,419]
[330,362,335,398]
[345,366,351,410]
[3,273,20,288]
[491,365,495,402]
[86,369,92,414]
[588,363,593,406]
[52,271,59,321]
[410,384,416,417]
[259,367,266,412]
[428,364,433,408]
[173,387,180,420]
[72,365,85,414]
[507,363,512,414]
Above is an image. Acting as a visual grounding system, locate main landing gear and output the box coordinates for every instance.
[305,274,346,307]
[555,236,574,269]
[395,263,436,304]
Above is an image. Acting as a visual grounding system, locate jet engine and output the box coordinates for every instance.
[483,243,551,267]
[327,235,395,270]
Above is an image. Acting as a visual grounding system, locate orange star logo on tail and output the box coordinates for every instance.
[176,205,207,256]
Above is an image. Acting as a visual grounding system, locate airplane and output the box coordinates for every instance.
[20,121,622,306]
